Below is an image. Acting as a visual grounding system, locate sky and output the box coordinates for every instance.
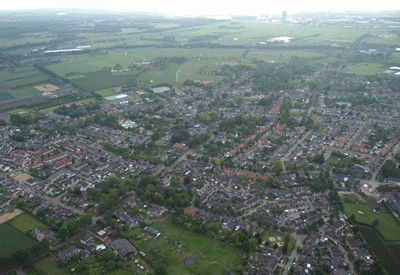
[0,0,399,16]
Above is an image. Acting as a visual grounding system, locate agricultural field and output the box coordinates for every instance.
[348,63,386,75]
[0,86,42,102]
[344,202,400,241]
[359,226,400,275]
[0,224,38,258]
[0,67,49,89]
[70,71,135,92]
[9,213,48,234]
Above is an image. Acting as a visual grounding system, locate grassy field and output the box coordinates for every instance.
[40,97,97,114]
[149,217,243,274]
[138,63,182,87]
[9,213,48,233]
[0,224,38,258]
[348,63,386,75]
[327,156,339,165]
[344,202,400,241]
[246,50,325,62]
[70,71,134,92]
[30,255,64,275]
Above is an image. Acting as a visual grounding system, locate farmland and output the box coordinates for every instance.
[344,202,400,241]
[359,226,400,275]
[70,71,135,92]
[0,224,38,259]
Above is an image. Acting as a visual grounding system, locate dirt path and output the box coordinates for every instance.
[176,66,183,82]
[0,209,23,224]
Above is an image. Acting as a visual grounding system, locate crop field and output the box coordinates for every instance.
[7,87,42,100]
[70,71,134,92]
[344,202,400,241]
[0,67,49,87]
[0,224,38,259]
[148,217,243,274]
[359,226,400,275]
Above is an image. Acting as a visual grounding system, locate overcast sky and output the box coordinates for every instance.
[1,0,399,16]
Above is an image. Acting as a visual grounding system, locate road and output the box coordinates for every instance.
[281,130,313,173]
[281,232,307,275]
[21,185,84,216]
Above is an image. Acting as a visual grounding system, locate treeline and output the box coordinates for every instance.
[10,113,42,126]
[0,242,48,272]
[137,175,192,209]
[53,102,100,118]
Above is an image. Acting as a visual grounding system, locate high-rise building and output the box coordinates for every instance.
[282,11,287,21]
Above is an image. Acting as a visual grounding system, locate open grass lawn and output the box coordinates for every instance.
[31,255,64,275]
[0,224,38,258]
[138,63,182,87]
[9,213,48,234]
[344,202,400,241]
[150,217,243,274]
[327,155,339,165]
[348,63,386,75]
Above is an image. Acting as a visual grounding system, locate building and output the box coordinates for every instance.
[282,11,287,21]
[111,239,137,260]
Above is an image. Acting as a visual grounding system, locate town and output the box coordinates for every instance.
[0,8,400,275]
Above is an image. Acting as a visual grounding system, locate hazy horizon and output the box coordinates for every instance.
[1,1,400,17]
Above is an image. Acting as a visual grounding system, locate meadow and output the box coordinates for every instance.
[343,202,400,241]
[347,63,386,75]
[132,217,245,274]
[9,213,48,234]
[70,71,134,92]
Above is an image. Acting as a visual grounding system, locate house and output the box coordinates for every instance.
[184,208,196,218]
[111,239,137,260]
[25,178,38,187]
[144,226,161,237]
[80,233,94,246]
[59,246,81,261]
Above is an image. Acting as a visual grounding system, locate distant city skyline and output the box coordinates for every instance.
[1,0,400,16]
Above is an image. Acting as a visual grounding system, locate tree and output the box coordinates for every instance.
[271,160,283,175]
[114,64,123,70]
[106,260,116,271]
[372,219,379,229]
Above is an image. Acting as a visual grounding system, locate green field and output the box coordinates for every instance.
[344,202,400,241]
[0,224,38,258]
[70,71,135,92]
[9,213,48,233]
[246,50,325,62]
[148,217,243,274]
[138,63,182,87]
[30,255,64,275]
[348,63,386,75]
